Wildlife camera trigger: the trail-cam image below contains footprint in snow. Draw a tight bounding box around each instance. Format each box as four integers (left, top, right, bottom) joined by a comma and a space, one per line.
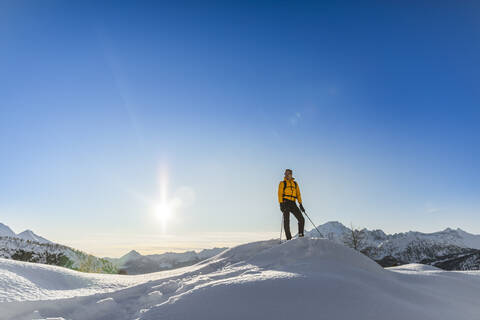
148, 290, 163, 298
96, 297, 115, 304
152, 279, 182, 295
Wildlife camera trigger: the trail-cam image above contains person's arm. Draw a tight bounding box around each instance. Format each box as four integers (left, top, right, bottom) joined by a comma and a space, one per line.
297, 183, 305, 212
278, 182, 284, 203
296, 183, 302, 204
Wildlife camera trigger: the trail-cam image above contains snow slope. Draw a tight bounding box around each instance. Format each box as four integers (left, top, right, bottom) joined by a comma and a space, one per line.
1, 237, 480, 320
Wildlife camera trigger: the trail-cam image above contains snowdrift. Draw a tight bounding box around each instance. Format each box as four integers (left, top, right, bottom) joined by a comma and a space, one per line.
1, 238, 480, 320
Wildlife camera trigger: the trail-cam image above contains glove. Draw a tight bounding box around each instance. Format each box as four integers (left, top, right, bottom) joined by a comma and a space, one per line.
299, 203, 305, 213
280, 202, 286, 211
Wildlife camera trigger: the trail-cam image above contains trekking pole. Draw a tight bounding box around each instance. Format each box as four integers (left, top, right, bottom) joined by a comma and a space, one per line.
303, 211, 323, 238
279, 215, 283, 244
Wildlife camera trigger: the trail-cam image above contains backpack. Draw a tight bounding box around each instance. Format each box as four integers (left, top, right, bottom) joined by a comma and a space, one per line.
282, 180, 297, 201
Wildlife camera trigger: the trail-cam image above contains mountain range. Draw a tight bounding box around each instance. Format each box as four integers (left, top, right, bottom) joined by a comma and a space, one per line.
106, 247, 227, 275
2, 221, 480, 274
0, 222, 117, 273
0, 223, 51, 244
0, 222, 226, 275
307, 221, 480, 270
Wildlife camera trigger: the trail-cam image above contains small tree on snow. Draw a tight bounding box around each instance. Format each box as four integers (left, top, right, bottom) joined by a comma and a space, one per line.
343, 223, 365, 251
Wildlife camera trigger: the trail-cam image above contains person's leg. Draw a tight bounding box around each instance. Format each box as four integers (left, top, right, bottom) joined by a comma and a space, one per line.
291, 204, 305, 236
282, 209, 292, 240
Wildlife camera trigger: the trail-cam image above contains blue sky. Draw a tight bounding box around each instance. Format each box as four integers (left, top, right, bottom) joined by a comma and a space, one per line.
1, 1, 479, 257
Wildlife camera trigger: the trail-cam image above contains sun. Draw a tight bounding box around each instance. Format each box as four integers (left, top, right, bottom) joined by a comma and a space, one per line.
155, 202, 173, 223
147, 165, 187, 230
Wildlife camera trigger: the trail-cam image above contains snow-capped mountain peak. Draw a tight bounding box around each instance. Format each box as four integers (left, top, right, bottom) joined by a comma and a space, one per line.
0, 223, 16, 237
16, 229, 52, 244
0, 222, 52, 244
121, 250, 142, 261
305, 221, 480, 269
308, 220, 350, 242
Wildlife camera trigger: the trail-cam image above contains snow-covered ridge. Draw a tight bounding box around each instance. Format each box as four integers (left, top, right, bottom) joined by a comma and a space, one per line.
1, 238, 479, 320
0, 223, 16, 238
309, 221, 480, 249
0, 222, 226, 275
307, 221, 480, 268
106, 247, 227, 275
0, 236, 117, 274
0, 222, 118, 273
0, 223, 51, 244
16, 229, 51, 244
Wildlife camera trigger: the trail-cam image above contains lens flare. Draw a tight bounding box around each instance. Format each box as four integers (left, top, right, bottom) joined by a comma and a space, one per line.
155, 202, 172, 223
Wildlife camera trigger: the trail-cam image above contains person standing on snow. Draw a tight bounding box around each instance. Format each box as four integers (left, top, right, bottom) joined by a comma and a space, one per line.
278, 169, 305, 240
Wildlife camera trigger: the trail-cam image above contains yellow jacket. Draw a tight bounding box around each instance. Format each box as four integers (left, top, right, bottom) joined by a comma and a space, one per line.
278, 178, 302, 204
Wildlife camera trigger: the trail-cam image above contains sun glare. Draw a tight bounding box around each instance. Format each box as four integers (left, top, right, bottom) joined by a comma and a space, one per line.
155, 202, 172, 222
135, 165, 194, 231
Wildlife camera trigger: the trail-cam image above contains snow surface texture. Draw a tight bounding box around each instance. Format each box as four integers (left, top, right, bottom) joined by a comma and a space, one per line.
1, 237, 480, 320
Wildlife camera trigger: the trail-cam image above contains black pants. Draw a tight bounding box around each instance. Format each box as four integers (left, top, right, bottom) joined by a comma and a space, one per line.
281, 200, 305, 240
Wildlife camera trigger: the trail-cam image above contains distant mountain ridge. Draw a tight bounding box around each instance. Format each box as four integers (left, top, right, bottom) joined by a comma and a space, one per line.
0, 222, 227, 275
306, 221, 480, 270
16, 229, 52, 244
308, 221, 480, 248
0, 223, 51, 244
0, 222, 116, 273
3, 220, 479, 273
106, 247, 228, 275
0, 223, 16, 238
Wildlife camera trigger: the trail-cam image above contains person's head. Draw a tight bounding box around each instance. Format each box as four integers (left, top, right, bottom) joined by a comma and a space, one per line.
284, 169, 293, 180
